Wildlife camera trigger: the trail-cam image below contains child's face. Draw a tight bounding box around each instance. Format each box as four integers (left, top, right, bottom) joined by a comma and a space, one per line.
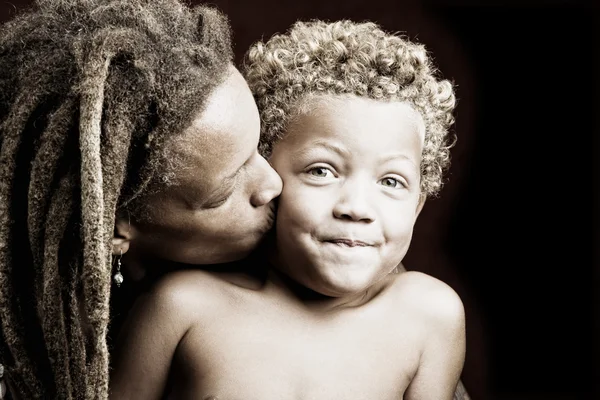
270, 95, 426, 297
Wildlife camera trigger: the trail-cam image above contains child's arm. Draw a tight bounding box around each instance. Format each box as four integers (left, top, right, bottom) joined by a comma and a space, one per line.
108, 275, 194, 400
403, 276, 466, 400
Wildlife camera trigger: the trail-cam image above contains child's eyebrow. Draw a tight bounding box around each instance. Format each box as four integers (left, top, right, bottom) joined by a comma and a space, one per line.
380, 152, 419, 167
295, 140, 350, 158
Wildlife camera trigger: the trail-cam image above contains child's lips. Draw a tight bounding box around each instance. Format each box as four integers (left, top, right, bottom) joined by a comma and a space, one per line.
326, 239, 372, 247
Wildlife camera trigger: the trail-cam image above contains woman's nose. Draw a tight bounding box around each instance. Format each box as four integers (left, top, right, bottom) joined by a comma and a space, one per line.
250, 154, 283, 207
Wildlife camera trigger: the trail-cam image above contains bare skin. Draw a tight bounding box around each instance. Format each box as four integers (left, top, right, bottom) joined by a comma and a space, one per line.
110, 268, 464, 400
109, 97, 466, 400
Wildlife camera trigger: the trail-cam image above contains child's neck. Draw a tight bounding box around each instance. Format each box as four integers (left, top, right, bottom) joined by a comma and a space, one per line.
265, 265, 390, 314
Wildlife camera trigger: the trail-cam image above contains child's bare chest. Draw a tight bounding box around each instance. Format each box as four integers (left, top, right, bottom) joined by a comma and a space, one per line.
169, 296, 421, 400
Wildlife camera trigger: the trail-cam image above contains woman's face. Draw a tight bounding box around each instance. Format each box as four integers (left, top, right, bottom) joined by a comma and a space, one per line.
125, 66, 282, 266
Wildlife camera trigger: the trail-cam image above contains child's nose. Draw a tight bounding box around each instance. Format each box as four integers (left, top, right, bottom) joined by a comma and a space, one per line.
332, 181, 375, 222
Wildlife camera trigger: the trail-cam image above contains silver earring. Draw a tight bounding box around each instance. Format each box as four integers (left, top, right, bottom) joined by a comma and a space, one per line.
0, 363, 6, 399
113, 250, 124, 287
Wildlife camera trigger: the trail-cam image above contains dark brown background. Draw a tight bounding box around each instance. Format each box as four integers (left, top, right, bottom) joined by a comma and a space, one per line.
1, 0, 596, 399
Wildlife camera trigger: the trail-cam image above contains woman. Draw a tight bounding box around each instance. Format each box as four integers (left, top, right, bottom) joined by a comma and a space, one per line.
0, 0, 280, 397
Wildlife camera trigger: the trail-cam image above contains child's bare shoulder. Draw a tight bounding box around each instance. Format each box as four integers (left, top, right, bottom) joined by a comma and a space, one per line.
389, 270, 465, 327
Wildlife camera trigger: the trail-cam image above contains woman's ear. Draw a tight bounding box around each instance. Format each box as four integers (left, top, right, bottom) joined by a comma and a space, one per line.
113, 216, 135, 256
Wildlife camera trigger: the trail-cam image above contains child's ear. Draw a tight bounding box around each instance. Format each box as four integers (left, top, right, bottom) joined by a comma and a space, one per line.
415, 193, 427, 218
113, 216, 136, 256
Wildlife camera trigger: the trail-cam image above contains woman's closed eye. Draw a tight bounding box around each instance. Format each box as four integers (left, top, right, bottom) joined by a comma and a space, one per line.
204, 196, 229, 209
203, 174, 239, 208
203, 184, 235, 209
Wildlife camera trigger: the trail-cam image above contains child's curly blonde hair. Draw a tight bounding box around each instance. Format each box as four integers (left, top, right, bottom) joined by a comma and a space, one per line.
243, 19, 456, 197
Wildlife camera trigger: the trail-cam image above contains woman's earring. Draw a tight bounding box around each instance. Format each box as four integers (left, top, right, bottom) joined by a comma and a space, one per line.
0, 363, 6, 399
113, 250, 124, 287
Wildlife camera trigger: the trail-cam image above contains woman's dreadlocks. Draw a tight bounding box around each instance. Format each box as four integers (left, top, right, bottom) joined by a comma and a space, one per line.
0, 0, 233, 397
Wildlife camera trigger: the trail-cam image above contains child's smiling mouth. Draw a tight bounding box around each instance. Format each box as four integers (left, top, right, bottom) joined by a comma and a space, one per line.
325, 239, 372, 247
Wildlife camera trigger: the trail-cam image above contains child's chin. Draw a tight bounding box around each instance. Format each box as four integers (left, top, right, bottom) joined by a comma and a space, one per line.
310, 276, 374, 298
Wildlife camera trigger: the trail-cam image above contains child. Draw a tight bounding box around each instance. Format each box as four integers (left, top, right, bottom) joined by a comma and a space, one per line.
109, 19, 465, 400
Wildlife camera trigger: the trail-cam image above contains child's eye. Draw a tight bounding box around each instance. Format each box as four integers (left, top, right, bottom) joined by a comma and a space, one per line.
379, 177, 404, 189
308, 167, 333, 178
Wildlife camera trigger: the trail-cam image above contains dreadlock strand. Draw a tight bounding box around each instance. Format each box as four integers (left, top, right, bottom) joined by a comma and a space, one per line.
76, 26, 158, 337
41, 173, 76, 398
100, 49, 153, 223
28, 97, 77, 276
77, 51, 112, 400
65, 250, 88, 397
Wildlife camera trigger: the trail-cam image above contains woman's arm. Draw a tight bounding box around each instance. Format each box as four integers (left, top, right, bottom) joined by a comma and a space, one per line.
454, 380, 472, 400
